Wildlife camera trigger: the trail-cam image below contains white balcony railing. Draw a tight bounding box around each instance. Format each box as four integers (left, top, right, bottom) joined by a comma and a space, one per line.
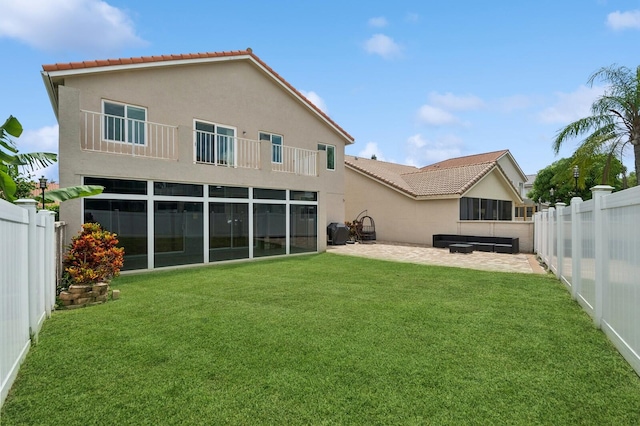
272, 146, 317, 176
194, 130, 261, 169
81, 110, 178, 160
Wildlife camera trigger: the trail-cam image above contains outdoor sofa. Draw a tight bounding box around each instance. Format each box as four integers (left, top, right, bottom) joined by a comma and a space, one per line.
432, 234, 519, 254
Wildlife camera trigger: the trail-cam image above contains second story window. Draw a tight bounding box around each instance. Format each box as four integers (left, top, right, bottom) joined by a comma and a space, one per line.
103, 101, 146, 145
195, 121, 236, 165
260, 132, 283, 164
317, 143, 335, 170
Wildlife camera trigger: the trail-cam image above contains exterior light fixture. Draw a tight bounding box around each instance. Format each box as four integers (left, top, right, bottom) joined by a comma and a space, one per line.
39, 176, 48, 210
573, 165, 579, 194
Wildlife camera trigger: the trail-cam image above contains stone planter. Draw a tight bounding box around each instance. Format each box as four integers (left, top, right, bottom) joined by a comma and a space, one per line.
58, 282, 110, 309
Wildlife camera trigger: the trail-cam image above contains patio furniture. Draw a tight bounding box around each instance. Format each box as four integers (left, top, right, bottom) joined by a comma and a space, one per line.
449, 243, 473, 254
433, 234, 519, 254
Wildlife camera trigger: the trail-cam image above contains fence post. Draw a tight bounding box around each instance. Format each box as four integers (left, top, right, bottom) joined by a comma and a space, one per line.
15, 199, 40, 341
570, 197, 583, 300
555, 203, 566, 280
540, 209, 549, 262
592, 185, 613, 328
40, 210, 57, 316
547, 207, 555, 273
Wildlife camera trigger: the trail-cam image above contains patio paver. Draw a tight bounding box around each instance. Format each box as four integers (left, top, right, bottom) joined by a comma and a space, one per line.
327, 241, 546, 274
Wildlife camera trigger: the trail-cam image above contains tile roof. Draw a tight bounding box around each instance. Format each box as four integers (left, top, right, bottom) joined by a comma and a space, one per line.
42, 49, 354, 143
419, 150, 508, 171
345, 155, 502, 198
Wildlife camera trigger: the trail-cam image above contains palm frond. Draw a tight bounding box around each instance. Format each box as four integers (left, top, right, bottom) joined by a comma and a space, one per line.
0, 169, 18, 202
1, 116, 23, 138
38, 185, 104, 203
12, 152, 58, 171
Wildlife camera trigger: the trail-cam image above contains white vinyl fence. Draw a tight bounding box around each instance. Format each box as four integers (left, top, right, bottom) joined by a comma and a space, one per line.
534, 185, 640, 377
1, 199, 57, 407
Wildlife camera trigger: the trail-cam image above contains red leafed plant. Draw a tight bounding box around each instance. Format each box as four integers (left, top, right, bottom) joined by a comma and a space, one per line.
63, 223, 125, 285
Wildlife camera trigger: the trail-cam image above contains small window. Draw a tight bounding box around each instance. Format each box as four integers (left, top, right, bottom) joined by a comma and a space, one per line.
254, 188, 286, 200
261, 132, 283, 164
103, 101, 146, 145
209, 186, 249, 198
290, 190, 317, 201
84, 177, 147, 195
154, 182, 203, 197
317, 143, 335, 170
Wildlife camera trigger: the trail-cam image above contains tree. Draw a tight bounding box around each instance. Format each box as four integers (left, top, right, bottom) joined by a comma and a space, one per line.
1, 115, 103, 204
1, 116, 56, 201
528, 155, 624, 204
553, 64, 640, 182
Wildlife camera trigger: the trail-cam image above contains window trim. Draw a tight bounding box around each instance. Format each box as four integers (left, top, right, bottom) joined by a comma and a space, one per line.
459, 196, 512, 221
317, 143, 336, 171
194, 119, 237, 166
102, 100, 147, 145
260, 132, 283, 164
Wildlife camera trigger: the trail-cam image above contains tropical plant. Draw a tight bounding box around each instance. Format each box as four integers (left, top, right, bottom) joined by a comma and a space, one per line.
553, 64, 640, 181
528, 155, 624, 204
1, 115, 103, 204
1, 116, 56, 201
63, 223, 124, 285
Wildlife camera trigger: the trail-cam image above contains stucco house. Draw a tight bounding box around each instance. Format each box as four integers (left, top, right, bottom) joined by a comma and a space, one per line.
41, 49, 354, 271
345, 150, 535, 252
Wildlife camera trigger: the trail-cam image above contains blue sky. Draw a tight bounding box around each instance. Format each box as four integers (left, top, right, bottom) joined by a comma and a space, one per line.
1, 0, 639, 181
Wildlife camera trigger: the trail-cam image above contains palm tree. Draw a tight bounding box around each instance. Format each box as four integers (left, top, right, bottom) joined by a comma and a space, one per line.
553, 65, 640, 183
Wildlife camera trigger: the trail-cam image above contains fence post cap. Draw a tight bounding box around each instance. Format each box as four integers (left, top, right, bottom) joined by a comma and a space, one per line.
590, 185, 614, 193
15, 199, 38, 207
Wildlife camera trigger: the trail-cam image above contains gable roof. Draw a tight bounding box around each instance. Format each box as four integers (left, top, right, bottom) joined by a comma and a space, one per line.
41, 48, 354, 144
345, 154, 522, 201
419, 150, 509, 171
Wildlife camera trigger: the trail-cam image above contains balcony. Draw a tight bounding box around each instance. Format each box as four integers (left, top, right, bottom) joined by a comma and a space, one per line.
80, 110, 319, 176
81, 110, 178, 160
271, 145, 317, 176
194, 129, 261, 170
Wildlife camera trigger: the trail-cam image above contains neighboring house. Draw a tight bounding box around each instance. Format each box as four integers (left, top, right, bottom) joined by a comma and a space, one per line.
345, 150, 535, 252
516, 173, 539, 221
41, 49, 354, 271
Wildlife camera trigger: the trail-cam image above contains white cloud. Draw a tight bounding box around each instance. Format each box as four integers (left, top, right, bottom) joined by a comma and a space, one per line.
0, 0, 147, 54
538, 85, 605, 124
428, 92, 485, 111
16, 125, 59, 181
368, 17, 388, 28
606, 10, 640, 30
405, 134, 463, 167
363, 34, 402, 59
357, 142, 386, 161
301, 90, 328, 114
417, 105, 459, 126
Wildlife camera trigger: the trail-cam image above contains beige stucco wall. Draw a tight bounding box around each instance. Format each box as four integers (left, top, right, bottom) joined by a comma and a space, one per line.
497, 155, 526, 198
465, 170, 516, 201
55, 59, 350, 251
345, 166, 534, 252
345, 167, 459, 245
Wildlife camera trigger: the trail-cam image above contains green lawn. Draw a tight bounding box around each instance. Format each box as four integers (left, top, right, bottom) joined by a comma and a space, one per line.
2, 253, 640, 425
